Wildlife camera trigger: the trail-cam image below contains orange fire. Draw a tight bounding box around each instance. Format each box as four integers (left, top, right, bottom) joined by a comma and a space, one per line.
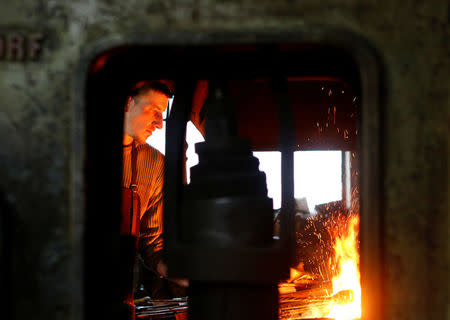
279, 214, 361, 320
327, 214, 361, 320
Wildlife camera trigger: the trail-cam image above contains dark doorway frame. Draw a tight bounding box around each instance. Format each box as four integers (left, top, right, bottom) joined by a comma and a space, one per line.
73, 29, 384, 320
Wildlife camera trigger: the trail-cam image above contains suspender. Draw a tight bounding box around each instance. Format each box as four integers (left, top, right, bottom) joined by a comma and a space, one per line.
129, 141, 138, 235
130, 141, 138, 190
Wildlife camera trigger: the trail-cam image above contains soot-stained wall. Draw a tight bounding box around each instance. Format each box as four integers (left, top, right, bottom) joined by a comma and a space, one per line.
0, 1, 447, 320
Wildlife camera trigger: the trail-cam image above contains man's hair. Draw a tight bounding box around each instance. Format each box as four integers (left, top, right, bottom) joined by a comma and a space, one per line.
128, 80, 174, 100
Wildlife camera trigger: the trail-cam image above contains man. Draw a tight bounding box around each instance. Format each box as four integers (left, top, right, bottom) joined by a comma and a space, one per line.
121, 80, 185, 318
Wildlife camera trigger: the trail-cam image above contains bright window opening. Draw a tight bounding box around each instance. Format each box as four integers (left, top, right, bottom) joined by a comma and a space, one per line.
252, 151, 342, 212
253, 151, 282, 209
147, 119, 205, 185
293, 151, 342, 213
185, 121, 205, 183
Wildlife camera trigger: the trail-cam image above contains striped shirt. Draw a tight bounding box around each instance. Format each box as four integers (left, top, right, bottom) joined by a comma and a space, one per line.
122, 142, 165, 256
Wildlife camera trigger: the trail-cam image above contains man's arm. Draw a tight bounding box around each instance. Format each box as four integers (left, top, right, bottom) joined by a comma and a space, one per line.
139, 191, 164, 275
139, 188, 188, 287
138, 146, 165, 275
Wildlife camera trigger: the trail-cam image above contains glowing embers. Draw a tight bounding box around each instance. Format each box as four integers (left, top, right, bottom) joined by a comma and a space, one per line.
279, 212, 360, 320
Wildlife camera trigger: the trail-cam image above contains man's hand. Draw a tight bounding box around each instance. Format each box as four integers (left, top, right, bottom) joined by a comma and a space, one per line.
156, 260, 189, 287
156, 260, 168, 278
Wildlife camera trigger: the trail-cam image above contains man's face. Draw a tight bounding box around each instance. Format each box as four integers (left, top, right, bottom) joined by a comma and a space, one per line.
124, 89, 169, 144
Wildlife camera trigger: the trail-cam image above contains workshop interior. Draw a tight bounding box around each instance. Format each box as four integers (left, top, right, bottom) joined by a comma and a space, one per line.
84, 43, 375, 320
